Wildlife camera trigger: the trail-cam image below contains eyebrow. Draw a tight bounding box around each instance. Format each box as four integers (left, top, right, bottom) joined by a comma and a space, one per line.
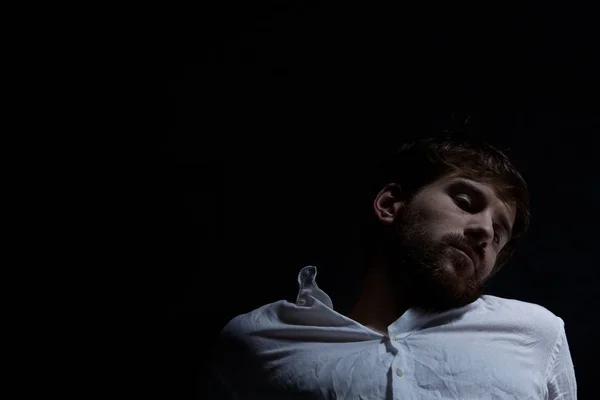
452, 179, 513, 241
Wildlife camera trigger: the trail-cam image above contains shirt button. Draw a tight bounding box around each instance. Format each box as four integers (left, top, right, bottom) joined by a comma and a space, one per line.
396, 368, 404, 377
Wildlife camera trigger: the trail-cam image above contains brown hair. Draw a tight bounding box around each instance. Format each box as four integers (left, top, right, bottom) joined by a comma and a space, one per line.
359, 132, 531, 278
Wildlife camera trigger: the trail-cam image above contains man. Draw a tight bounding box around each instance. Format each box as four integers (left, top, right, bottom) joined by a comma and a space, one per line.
208, 134, 577, 399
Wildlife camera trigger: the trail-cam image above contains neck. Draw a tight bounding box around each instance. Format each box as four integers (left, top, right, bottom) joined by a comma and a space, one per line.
347, 244, 411, 335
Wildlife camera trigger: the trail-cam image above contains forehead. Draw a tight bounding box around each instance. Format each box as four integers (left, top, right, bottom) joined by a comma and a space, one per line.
426, 173, 517, 224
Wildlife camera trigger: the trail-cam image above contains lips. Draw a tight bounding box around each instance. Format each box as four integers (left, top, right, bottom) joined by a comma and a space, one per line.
451, 244, 478, 269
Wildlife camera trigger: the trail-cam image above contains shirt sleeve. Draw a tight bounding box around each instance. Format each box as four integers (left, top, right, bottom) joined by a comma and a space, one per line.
546, 323, 577, 399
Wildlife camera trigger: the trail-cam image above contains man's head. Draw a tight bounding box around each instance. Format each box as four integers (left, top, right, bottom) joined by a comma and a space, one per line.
361, 134, 530, 312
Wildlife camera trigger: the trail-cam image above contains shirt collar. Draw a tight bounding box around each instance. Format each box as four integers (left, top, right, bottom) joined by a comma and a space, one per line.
296, 265, 333, 309
295, 265, 483, 337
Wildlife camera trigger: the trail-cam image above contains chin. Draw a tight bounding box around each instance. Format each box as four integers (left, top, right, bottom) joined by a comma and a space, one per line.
387, 238, 484, 311
414, 266, 484, 312
439, 278, 480, 306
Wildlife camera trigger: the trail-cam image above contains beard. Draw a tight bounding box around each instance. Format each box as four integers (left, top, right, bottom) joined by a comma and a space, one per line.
383, 204, 486, 313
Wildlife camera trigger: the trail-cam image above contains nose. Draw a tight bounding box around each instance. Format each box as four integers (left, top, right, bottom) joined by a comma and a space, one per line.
464, 212, 494, 248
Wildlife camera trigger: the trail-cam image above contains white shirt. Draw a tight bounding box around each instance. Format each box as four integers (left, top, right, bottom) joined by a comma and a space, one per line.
212, 265, 577, 399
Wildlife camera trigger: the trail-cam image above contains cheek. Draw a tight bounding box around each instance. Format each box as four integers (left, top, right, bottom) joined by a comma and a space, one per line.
414, 201, 457, 225
480, 254, 497, 278
424, 213, 465, 240
401, 199, 465, 241
427, 223, 451, 241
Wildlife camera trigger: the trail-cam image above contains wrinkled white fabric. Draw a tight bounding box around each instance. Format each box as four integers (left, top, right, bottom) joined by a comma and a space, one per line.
213, 266, 577, 399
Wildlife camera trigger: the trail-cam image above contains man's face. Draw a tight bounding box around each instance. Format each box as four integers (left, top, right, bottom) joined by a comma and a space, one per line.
379, 174, 517, 312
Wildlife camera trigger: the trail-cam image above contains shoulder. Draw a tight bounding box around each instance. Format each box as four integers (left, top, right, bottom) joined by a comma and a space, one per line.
219, 300, 291, 344
477, 296, 576, 396
479, 294, 565, 336
480, 294, 563, 323
211, 301, 292, 391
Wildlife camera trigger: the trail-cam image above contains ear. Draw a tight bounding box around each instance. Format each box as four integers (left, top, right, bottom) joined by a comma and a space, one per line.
373, 183, 404, 225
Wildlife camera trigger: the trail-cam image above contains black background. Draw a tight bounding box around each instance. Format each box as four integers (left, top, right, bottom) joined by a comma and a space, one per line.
164, 3, 599, 398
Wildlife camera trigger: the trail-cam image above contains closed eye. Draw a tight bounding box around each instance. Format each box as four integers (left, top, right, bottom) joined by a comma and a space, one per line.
493, 232, 501, 244
454, 194, 472, 209
456, 194, 503, 245
493, 224, 505, 245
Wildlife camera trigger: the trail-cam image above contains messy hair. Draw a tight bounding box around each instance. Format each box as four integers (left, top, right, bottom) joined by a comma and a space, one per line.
359, 132, 531, 278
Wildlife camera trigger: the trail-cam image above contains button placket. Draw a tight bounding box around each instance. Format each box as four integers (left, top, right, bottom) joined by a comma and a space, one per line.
389, 334, 406, 380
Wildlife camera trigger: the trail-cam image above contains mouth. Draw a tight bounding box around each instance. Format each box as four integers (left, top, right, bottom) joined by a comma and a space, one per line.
451, 245, 477, 270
